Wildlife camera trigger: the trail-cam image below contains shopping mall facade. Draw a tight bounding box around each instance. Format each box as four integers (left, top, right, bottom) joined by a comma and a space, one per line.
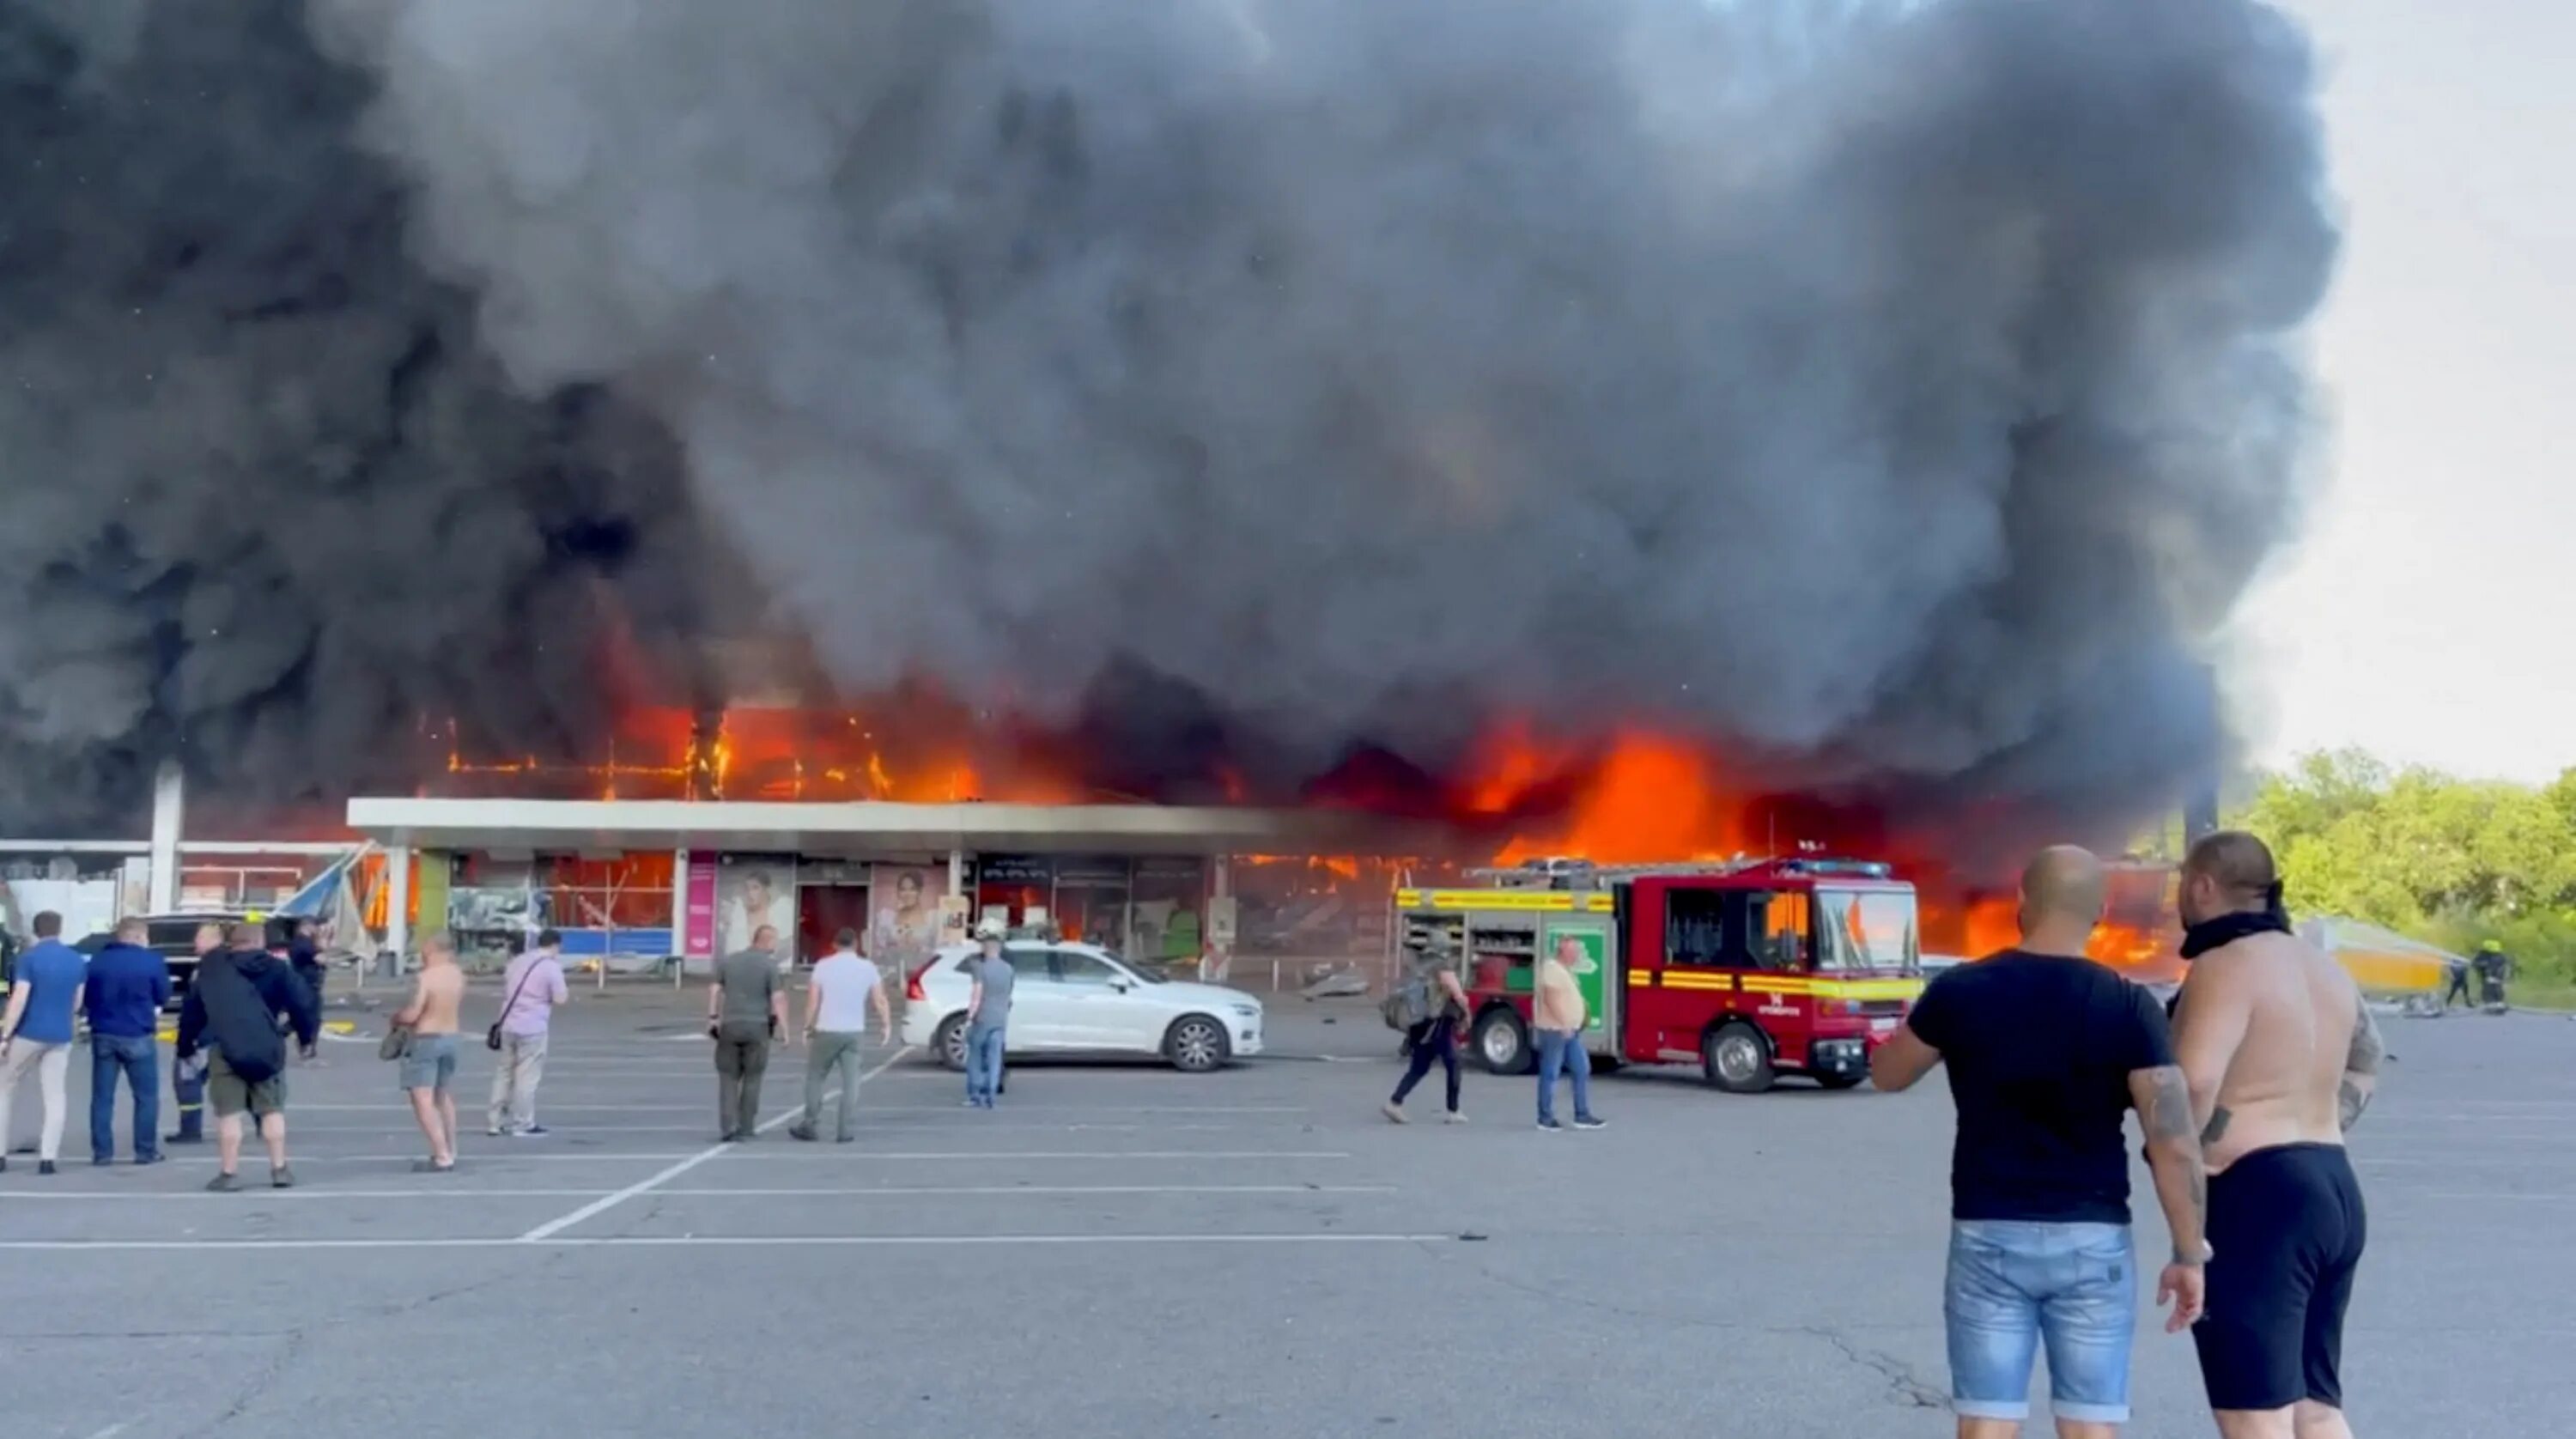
0, 766, 1439, 976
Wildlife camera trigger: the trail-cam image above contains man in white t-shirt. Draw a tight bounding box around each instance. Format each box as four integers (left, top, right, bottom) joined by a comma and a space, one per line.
789, 927, 890, 1144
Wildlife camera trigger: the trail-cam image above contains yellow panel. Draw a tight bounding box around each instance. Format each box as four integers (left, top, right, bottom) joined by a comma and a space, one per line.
1808, 978, 1925, 1002
2337, 951, 2446, 993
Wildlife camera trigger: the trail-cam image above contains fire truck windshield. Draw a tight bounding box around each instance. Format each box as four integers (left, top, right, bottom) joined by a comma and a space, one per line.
1816, 889, 1919, 975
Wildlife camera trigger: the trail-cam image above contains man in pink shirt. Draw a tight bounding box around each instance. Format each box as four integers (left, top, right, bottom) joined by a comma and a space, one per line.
488, 929, 569, 1138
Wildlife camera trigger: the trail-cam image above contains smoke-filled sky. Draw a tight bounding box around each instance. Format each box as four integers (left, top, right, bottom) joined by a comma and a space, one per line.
0, 0, 2336, 834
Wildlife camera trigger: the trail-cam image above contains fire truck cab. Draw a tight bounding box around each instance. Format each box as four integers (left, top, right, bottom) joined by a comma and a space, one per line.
1394, 857, 1924, 1093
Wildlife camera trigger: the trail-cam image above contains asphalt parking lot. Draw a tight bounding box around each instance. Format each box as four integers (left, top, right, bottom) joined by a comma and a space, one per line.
0, 986, 2567, 1438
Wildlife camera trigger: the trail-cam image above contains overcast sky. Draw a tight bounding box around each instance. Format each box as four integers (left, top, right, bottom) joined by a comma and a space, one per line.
2236, 0, 2573, 783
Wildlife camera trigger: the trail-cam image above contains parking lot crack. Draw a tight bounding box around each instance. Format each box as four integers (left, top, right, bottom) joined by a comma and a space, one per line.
1799, 1325, 1946, 1410
183, 1326, 308, 1439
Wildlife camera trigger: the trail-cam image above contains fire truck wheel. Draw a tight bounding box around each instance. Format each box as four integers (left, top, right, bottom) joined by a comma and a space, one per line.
1163, 1015, 1233, 1073
934, 1014, 970, 1072
1702, 1023, 1775, 1094
1473, 1008, 1533, 1076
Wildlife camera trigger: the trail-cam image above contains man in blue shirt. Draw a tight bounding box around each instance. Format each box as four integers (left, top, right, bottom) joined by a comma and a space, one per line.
86, 916, 173, 1165
0, 911, 88, 1175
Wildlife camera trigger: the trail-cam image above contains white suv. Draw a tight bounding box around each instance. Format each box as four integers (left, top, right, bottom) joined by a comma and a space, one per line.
900, 940, 1264, 1073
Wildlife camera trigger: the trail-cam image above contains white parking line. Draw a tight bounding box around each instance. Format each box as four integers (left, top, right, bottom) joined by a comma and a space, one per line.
517, 1047, 912, 1242
67, 1148, 1355, 1167
3, 1184, 1398, 1202
0, 1232, 1454, 1254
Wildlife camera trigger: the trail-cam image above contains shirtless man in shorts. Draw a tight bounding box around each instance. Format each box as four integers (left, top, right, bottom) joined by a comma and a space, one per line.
394, 932, 468, 1172
2170, 832, 2383, 1439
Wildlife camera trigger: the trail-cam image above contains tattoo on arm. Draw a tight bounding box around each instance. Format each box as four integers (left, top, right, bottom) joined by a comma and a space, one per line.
2346, 992, 2385, 1075
2145, 1066, 2197, 1146
2201, 1106, 2231, 1147
2140, 1064, 2208, 1247
2341, 991, 2382, 1130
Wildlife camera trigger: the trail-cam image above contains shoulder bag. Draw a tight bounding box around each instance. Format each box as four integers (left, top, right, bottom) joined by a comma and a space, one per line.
487, 958, 544, 1052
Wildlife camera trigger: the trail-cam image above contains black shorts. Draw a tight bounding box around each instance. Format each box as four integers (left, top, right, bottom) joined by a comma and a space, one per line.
2195, 1142, 2367, 1412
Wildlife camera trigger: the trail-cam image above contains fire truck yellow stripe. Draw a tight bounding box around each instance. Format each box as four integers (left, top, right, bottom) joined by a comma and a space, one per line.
1807, 978, 1925, 1001
1739, 977, 1814, 994
1394, 890, 1613, 913
1656, 972, 1733, 990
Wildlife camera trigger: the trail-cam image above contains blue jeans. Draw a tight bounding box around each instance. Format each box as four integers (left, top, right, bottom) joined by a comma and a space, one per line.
1945, 1220, 2136, 1424
90, 1034, 161, 1163
1534, 1029, 1595, 1125
965, 1025, 1007, 1106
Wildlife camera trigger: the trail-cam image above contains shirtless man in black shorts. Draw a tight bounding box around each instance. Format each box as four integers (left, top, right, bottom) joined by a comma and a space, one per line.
2171, 832, 2382, 1439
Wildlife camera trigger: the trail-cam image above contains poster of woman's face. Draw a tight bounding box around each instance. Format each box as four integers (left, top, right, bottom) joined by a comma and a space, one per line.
870, 864, 941, 970
718, 855, 794, 957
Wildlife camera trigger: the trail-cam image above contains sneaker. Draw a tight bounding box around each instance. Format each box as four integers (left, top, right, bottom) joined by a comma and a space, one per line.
485, 1126, 509, 1138
270, 1166, 296, 1188
515, 1125, 549, 1138
408, 1159, 452, 1175
0, 1157, 8, 1174
835, 1135, 856, 1145
1535, 1118, 1564, 1132
136, 1152, 163, 1166
787, 1126, 818, 1143
1573, 1115, 1607, 1131
1443, 1110, 1469, 1126
206, 1172, 242, 1193
37, 1160, 57, 1175
1381, 1102, 1408, 1125
93, 1156, 114, 1167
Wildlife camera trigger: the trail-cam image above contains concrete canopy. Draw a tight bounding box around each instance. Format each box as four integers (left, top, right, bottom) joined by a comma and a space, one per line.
344, 797, 1455, 858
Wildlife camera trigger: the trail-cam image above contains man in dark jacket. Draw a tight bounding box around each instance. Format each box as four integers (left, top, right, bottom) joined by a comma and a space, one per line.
167, 922, 224, 1145
85, 918, 172, 1165
286, 918, 325, 1011
176, 922, 320, 1191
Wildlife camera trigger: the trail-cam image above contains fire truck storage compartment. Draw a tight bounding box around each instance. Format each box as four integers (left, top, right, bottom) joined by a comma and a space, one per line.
1399, 906, 1619, 1076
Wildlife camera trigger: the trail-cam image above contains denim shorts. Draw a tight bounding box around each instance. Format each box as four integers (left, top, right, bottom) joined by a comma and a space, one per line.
398, 1033, 460, 1092
1944, 1220, 2136, 1424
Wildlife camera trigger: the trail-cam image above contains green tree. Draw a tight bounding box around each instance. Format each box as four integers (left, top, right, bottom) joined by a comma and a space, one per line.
2229, 751, 2576, 996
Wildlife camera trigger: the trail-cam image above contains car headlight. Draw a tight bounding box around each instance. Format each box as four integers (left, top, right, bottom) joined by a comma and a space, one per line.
1230, 1004, 1261, 1019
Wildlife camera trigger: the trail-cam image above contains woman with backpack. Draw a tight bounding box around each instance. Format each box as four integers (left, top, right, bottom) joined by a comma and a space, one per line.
1382, 944, 1472, 1125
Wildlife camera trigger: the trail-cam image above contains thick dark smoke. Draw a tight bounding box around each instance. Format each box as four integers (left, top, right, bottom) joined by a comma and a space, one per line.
2, 0, 2336, 837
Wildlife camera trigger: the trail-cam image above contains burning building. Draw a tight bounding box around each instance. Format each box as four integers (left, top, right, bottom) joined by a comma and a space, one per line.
0, 1, 2331, 971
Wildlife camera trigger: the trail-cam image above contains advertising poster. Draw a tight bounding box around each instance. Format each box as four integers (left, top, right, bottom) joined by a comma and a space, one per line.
683, 855, 719, 957
716, 854, 795, 956
868, 863, 944, 973
936, 894, 972, 948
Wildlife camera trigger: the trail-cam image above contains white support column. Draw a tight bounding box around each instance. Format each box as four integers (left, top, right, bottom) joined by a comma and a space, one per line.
671, 847, 691, 989
947, 847, 966, 897
147, 761, 185, 912
384, 845, 411, 969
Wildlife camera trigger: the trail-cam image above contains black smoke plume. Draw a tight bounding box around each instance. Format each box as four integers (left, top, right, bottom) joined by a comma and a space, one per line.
1, 0, 2336, 839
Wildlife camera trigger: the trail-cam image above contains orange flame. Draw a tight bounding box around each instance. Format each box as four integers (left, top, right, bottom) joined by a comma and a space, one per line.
1487, 732, 1754, 865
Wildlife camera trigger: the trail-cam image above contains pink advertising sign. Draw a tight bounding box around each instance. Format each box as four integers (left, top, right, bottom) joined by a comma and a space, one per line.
683, 855, 719, 957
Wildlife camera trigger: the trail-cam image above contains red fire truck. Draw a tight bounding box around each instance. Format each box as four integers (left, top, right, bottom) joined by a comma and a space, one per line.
1392, 856, 1925, 1093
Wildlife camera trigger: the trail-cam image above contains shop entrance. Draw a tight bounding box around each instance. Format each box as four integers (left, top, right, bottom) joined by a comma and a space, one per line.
796, 883, 871, 967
